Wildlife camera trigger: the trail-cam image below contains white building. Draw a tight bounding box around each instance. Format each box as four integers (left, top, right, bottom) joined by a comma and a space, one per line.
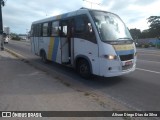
4, 27, 10, 35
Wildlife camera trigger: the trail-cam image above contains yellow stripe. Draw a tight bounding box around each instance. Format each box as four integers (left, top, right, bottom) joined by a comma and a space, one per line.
113, 44, 134, 51
48, 37, 55, 60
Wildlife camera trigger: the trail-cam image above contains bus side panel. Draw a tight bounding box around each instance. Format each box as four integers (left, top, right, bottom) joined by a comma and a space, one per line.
61, 37, 69, 63
31, 37, 39, 55
74, 38, 99, 75
38, 37, 49, 56
47, 37, 61, 64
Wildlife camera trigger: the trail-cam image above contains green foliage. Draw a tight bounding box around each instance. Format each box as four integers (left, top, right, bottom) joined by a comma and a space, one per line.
10, 33, 21, 41
147, 16, 160, 38
138, 44, 150, 48
141, 29, 150, 38
144, 44, 149, 48
138, 43, 157, 48
129, 29, 141, 39
130, 16, 160, 39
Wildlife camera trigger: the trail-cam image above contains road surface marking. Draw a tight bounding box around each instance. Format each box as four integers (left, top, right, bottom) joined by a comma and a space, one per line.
138, 59, 160, 64
138, 53, 160, 57
137, 49, 160, 54
136, 68, 160, 74
137, 49, 160, 52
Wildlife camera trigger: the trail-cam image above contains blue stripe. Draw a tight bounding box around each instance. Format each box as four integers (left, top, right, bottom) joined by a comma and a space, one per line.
52, 37, 59, 61
116, 49, 134, 55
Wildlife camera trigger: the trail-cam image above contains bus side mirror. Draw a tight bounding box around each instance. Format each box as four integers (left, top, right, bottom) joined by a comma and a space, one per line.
87, 23, 93, 34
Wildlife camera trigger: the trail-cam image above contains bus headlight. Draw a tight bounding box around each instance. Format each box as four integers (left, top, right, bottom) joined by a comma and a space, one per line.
104, 55, 117, 60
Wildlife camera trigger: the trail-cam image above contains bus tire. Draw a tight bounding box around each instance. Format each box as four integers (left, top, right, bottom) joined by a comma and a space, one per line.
77, 59, 91, 79
41, 51, 48, 63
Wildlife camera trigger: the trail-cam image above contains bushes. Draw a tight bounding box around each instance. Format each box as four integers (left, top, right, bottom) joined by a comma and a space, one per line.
137, 44, 152, 48
12, 36, 21, 41
141, 44, 149, 48
144, 44, 149, 48
137, 43, 160, 49
148, 43, 156, 47
137, 44, 149, 48
10, 33, 21, 41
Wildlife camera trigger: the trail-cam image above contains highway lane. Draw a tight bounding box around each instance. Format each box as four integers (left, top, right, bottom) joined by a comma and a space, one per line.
136, 49, 160, 73
137, 49, 160, 62
5, 40, 160, 111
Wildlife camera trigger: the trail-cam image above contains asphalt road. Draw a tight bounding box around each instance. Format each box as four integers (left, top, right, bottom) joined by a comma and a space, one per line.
5, 40, 160, 111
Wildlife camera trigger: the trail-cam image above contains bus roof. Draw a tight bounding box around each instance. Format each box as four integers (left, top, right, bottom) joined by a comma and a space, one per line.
32, 8, 115, 25
32, 8, 88, 25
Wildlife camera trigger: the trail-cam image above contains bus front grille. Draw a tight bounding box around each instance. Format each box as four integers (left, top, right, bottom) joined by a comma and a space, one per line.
119, 54, 134, 61
122, 64, 133, 70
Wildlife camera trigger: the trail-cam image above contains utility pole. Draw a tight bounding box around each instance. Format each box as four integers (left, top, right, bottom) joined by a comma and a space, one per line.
0, 0, 5, 50
0, 0, 5, 34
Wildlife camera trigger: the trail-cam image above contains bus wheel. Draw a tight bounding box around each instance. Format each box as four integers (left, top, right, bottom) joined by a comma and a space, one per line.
41, 51, 48, 63
77, 59, 91, 79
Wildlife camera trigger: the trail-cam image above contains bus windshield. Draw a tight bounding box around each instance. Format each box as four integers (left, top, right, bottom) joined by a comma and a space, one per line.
90, 11, 132, 42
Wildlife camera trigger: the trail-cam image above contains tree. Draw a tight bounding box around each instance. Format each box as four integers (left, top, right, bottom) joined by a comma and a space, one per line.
141, 29, 150, 38
129, 28, 141, 39
147, 16, 160, 38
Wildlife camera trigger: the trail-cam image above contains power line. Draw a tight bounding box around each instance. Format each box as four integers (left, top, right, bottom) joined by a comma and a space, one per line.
83, 0, 100, 8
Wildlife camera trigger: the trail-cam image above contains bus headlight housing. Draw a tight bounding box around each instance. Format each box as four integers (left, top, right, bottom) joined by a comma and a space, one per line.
104, 55, 117, 60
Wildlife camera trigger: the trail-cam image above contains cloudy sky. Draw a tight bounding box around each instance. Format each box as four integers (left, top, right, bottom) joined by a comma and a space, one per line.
2, 0, 160, 34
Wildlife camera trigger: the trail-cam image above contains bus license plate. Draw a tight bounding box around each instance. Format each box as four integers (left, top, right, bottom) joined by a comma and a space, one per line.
125, 61, 132, 66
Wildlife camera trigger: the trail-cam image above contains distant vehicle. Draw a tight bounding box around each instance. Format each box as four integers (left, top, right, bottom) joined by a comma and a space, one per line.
31, 8, 137, 78
4, 36, 9, 44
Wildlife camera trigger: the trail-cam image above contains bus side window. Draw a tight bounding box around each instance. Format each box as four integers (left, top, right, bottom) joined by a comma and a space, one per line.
33, 25, 37, 37
31, 26, 33, 37
63, 26, 67, 36
38, 24, 42, 37
34, 25, 39, 37
32, 25, 35, 37
68, 19, 74, 38
60, 21, 68, 37
42, 23, 49, 37
51, 21, 60, 36
74, 15, 97, 43
75, 16, 85, 33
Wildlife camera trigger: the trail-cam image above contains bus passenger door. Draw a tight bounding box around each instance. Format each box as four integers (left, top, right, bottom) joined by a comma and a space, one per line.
60, 20, 72, 64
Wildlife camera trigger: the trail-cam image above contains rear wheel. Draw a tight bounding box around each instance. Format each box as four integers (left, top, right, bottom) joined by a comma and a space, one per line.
41, 51, 48, 63
77, 59, 91, 79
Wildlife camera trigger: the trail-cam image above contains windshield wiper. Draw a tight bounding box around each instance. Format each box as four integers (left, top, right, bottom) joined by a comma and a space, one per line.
117, 38, 132, 40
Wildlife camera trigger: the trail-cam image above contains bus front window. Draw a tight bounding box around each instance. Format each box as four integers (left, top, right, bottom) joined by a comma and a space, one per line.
90, 11, 132, 42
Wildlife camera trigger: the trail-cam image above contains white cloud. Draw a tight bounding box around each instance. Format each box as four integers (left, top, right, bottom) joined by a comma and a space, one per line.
2, 0, 160, 33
